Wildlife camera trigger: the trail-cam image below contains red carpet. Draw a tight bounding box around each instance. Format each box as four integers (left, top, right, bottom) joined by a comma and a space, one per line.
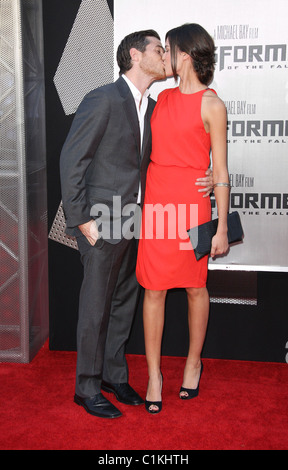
0, 341, 287, 450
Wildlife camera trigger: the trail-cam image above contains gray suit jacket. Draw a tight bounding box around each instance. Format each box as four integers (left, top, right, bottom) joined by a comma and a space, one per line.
60, 76, 155, 243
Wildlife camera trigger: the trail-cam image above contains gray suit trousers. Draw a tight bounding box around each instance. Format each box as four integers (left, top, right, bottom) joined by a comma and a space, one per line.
75, 234, 140, 398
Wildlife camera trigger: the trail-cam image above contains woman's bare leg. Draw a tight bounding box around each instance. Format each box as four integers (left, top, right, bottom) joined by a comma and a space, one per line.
143, 289, 167, 410
180, 286, 209, 396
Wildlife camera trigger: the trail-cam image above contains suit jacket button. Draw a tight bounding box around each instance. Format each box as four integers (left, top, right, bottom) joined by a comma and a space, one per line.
134, 193, 138, 198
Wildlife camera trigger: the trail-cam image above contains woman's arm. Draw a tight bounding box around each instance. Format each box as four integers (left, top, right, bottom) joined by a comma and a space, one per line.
202, 92, 230, 258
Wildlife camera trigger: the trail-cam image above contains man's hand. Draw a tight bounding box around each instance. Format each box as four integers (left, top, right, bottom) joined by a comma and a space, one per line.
78, 220, 99, 246
195, 168, 213, 197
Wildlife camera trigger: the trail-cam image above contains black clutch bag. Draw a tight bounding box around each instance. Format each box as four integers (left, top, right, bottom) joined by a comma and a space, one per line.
187, 211, 243, 261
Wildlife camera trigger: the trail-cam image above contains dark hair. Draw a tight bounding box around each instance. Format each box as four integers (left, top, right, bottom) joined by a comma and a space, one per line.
165, 23, 216, 85
117, 29, 161, 75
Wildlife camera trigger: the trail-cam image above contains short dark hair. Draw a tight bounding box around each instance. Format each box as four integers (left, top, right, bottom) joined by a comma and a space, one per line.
165, 23, 216, 85
117, 29, 160, 75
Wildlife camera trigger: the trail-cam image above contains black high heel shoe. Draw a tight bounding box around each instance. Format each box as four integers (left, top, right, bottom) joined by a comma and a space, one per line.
145, 372, 163, 414
179, 361, 203, 400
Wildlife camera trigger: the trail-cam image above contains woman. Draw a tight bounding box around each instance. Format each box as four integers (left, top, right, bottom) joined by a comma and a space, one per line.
136, 23, 230, 413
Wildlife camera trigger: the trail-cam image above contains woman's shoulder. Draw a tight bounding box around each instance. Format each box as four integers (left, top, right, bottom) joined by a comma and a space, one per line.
203, 89, 226, 113
157, 86, 177, 100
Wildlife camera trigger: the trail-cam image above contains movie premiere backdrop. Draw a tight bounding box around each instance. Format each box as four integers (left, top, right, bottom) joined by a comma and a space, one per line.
114, 0, 288, 272
43, 0, 288, 359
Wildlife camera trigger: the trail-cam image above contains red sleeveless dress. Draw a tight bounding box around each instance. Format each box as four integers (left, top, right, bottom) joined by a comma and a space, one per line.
136, 87, 213, 290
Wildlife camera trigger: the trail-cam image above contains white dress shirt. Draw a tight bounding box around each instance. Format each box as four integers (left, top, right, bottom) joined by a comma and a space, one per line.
122, 74, 150, 204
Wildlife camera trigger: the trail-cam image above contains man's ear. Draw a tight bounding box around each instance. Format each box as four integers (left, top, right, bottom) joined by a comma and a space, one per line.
129, 47, 141, 64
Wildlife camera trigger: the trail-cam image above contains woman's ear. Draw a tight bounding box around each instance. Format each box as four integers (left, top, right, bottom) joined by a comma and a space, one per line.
181, 51, 190, 61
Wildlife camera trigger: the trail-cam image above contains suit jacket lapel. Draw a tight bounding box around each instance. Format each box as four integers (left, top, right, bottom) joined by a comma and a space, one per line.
141, 97, 154, 160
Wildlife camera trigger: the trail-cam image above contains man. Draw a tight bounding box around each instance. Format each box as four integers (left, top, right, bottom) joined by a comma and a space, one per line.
60, 30, 211, 419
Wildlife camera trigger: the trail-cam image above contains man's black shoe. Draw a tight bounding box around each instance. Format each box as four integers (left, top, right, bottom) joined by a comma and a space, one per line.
74, 393, 122, 418
101, 381, 144, 405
